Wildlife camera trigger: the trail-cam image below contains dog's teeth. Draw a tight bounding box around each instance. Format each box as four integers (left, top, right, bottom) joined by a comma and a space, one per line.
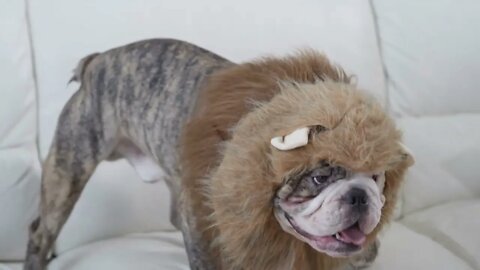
335, 233, 341, 240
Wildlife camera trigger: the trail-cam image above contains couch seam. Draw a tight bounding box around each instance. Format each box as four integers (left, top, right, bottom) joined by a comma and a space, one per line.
368, 0, 391, 112
368, 0, 409, 220
24, 0, 43, 165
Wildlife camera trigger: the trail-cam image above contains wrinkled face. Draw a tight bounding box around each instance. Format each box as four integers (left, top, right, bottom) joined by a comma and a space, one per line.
274, 162, 386, 257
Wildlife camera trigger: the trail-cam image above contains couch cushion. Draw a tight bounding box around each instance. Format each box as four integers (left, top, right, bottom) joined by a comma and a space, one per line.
14, 224, 475, 270
54, 223, 475, 270
0, 0, 41, 260
373, 0, 480, 116
50, 231, 189, 270
0, 264, 22, 270
397, 114, 480, 214
28, 0, 386, 253
368, 222, 473, 270
401, 161, 475, 216
402, 200, 480, 270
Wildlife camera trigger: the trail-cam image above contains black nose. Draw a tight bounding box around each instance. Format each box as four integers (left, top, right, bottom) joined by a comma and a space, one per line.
345, 188, 368, 207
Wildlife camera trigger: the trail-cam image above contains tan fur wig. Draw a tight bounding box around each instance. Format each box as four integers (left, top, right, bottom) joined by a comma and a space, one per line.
180, 51, 413, 270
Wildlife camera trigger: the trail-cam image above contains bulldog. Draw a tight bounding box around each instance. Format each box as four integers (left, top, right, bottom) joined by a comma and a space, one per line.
24, 38, 413, 270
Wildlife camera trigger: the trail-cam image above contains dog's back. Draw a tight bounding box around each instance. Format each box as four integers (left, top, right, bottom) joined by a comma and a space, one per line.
75, 39, 232, 177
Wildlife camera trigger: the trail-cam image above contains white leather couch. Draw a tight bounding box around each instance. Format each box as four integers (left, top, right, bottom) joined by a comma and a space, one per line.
1, 0, 479, 269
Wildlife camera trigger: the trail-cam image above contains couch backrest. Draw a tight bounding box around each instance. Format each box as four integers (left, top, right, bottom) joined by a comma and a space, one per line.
0, 0, 40, 260
372, 0, 480, 214
374, 0, 480, 117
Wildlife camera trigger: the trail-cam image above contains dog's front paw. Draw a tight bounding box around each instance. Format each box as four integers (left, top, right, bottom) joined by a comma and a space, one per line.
346, 239, 380, 269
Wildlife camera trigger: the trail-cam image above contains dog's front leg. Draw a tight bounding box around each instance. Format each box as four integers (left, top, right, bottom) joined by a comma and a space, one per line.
345, 239, 380, 270
184, 238, 216, 270
178, 194, 220, 270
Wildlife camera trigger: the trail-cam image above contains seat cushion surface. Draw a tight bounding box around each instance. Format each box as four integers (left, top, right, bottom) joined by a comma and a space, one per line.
49, 231, 189, 270
368, 222, 473, 270
402, 200, 480, 270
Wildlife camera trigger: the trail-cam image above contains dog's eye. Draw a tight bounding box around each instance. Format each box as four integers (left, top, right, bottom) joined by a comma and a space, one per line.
372, 174, 378, 181
312, 175, 329, 185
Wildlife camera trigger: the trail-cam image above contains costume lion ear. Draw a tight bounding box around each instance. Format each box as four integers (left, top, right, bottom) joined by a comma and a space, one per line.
397, 142, 415, 167
270, 127, 310, 151
270, 125, 326, 151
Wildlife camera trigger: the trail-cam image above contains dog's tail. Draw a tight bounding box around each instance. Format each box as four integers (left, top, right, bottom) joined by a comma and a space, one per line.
68, 52, 100, 84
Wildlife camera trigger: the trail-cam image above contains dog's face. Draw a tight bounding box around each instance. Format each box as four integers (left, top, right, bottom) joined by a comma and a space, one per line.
274, 162, 386, 257
268, 117, 410, 258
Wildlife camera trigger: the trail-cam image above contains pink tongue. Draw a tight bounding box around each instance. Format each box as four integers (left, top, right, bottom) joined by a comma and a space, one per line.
338, 226, 366, 246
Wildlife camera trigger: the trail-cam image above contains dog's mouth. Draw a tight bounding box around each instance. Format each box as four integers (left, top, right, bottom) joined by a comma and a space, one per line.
284, 213, 365, 256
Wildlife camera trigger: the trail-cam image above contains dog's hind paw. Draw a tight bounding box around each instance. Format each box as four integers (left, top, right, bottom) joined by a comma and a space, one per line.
23, 254, 47, 270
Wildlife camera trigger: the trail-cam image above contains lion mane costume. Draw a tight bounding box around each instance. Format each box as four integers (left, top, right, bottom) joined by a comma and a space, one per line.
180, 51, 413, 270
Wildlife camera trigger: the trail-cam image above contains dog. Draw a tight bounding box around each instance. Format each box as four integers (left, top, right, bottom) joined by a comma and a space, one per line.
25, 39, 413, 270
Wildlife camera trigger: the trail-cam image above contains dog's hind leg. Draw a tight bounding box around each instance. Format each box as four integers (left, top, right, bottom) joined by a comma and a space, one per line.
24, 89, 119, 270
